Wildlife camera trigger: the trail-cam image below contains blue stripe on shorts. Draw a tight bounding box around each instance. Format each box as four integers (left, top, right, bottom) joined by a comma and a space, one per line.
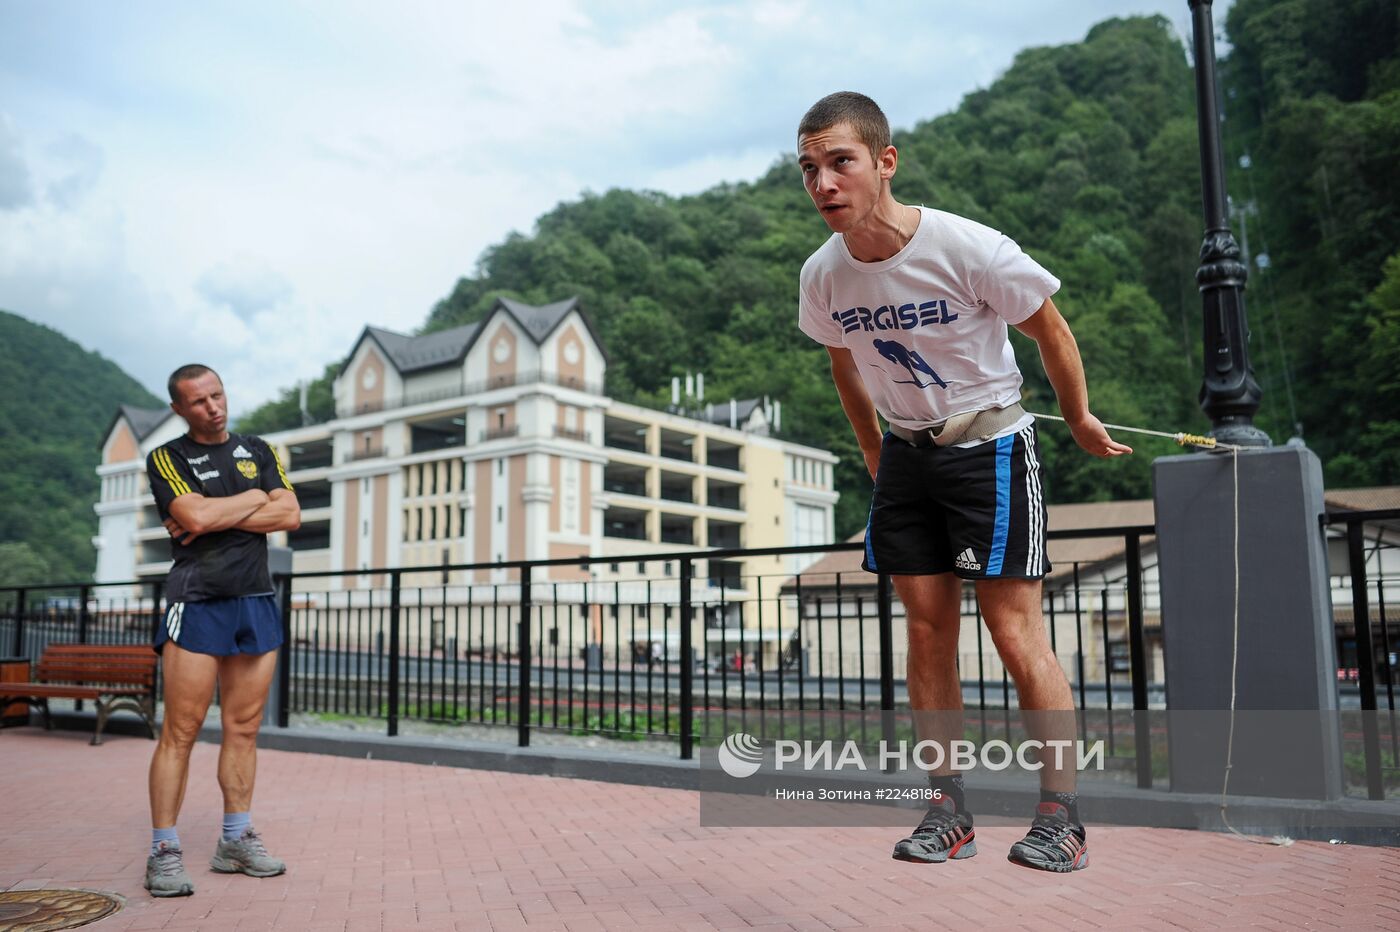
987, 434, 1014, 576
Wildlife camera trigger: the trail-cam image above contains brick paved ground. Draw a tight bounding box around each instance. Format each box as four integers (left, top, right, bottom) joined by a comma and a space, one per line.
3, 729, 1398, 931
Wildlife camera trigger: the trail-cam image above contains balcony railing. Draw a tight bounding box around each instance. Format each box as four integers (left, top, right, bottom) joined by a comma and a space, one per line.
338, 370, 605, 418
479, 426, 519, 442
603, 482, 647, 497
552, 425, 591, 443
342, 446, 386, 463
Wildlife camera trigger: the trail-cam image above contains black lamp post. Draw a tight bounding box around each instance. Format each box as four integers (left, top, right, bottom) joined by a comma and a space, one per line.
1188, 0, 1271, 447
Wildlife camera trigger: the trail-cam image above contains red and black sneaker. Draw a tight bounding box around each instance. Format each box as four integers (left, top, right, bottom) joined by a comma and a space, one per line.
891, 795, 977, 863
1007, 802, 1088, 872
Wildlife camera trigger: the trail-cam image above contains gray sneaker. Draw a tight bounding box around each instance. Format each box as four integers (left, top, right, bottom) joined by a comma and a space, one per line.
145, 842, 195, 897
210, 828, 286, 877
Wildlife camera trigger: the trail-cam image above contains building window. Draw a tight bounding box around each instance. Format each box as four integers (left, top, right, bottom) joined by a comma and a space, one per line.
497, 409, 506, 429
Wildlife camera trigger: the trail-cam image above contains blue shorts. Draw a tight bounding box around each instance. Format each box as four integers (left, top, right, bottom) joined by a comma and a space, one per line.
155, 594, 284, 656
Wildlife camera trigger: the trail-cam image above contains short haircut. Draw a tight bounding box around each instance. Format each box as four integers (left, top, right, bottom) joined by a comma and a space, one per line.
167, 364, 220, 403
798, 92, 891, 160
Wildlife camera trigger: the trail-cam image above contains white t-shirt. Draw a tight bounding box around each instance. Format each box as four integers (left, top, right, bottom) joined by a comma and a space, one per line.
798, 206, 1059, 434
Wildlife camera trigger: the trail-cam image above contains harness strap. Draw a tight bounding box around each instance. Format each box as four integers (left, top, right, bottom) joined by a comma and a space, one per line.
889, 403, 1027, 448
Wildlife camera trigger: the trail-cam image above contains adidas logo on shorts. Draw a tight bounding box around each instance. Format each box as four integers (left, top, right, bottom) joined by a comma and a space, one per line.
954, 548, 983, 571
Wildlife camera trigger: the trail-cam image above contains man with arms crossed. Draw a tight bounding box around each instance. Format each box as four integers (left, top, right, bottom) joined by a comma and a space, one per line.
796, 92, 1130, 872
144, 365, 300, 896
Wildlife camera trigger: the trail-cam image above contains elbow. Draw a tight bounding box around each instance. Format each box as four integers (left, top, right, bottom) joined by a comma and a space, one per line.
285, 508, 301, 532
180, 513, 212, 536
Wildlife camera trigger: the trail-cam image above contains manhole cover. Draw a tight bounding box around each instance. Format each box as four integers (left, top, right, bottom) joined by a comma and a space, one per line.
0, 890, 122, 931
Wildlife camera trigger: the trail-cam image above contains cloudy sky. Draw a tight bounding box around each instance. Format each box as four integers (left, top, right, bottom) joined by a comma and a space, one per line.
0, 1, 1229, 415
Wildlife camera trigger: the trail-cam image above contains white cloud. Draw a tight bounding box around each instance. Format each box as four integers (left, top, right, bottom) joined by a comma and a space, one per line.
43, 133, 103, 209
196, 258, 294, 322
0, 114, 35, 209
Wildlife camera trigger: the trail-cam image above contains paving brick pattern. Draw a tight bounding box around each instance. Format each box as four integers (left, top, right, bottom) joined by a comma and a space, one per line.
3, 730, 1398, 931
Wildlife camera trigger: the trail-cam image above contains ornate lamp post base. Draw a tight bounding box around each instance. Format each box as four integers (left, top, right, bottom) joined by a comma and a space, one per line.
1190, 0, 1270, 446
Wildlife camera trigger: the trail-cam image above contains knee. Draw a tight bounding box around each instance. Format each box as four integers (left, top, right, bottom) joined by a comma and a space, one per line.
157, 718, 203, 753
994, 634, 1057, 682
220, 711, 262, 744
907, 612, 959, 658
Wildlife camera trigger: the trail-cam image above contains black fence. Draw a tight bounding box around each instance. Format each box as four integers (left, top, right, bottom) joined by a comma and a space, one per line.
5, 514, 1394, 800
0, 581, 173, 711
4, 516, 1394, 798
1327, 507, 1400, 800
1, 529, 1162, 785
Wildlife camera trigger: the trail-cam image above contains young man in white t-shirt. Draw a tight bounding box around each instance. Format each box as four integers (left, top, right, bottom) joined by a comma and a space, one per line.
796, 91, 1131, 872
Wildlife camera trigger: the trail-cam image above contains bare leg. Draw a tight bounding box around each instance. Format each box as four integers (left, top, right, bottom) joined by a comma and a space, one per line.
975, 577, 1076, 793
149, 643, 218, 829
894, 573, 964, 775
215, 650, 279, 814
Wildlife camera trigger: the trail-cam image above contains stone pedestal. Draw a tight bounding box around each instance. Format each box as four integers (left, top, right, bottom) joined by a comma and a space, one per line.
1154, 446, 1342, 799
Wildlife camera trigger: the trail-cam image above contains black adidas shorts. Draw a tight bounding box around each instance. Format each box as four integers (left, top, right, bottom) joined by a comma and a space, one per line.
862, 422, 1050, 579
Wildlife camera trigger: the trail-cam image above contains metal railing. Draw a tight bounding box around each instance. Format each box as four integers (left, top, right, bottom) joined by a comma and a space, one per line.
480, 426, 519, 442
338, 371, 606, 419
552, 426, 590, 443
342, 446, 386, 463
0, 581, 175, 708
2, 527, 1161, 788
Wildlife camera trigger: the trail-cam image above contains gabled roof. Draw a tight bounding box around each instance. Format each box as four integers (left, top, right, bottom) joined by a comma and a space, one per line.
496, 296, 577, 342
494, 296, 609, 362
340, 295, 606, 378
101, 404, 173, 449
362, 322, 482, 374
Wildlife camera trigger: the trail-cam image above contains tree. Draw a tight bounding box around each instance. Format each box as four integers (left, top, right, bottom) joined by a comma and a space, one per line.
0, 542, 52, 587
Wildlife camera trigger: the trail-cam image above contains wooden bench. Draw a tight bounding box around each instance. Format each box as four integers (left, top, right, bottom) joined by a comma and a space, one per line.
0, 644, 158, 745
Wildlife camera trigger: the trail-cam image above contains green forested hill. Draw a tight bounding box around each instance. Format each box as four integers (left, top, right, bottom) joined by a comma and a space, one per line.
0, 310, 162, 584
1223, 0, 1400, 486
244, 7, 1400, 537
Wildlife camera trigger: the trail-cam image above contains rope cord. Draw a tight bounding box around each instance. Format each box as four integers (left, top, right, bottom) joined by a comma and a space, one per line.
1219, 445, 1292, 846
1027, 412, 1243, 452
